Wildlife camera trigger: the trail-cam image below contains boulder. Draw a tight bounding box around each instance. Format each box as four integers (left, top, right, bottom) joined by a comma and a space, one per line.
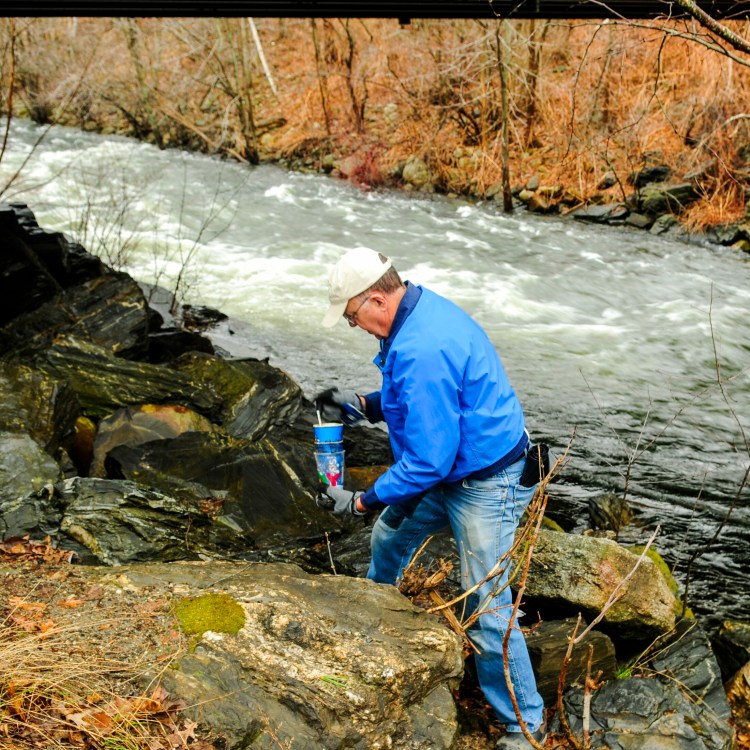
523, 529, 677, 640
0, 362, 79, 454
562, 673, 734, 750
639, 182, 700, 216
90, 403, 217, 477
0, 271, 150, 362
104, 430, 340, 546
41, 337, 219, 419
55, 477, 252, 564
172, 352, 303, 441
526, 617, 617, 704
0, 202, 102, 327
111, 560, 465, 749
402, 156, 432, 190
630, 164, 671, 188
570, 203, 629, 223
588, 493, 633, 533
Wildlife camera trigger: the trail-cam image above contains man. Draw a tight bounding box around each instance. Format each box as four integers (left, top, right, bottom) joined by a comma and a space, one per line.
315, 246, 546, 748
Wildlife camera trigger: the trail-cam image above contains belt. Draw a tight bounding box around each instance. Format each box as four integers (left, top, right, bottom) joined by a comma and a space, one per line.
468, 431, 530, 481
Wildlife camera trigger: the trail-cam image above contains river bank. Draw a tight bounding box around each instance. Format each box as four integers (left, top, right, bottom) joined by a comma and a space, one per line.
6, 17, 750, 242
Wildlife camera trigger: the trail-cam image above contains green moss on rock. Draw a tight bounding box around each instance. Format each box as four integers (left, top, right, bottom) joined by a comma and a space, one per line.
627, 545, 694, 619
172, 592, 246, 638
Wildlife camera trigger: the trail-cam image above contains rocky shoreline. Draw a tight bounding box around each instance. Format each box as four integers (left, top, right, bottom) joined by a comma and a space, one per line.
1, 202, 747, 749
278, 147, 750, 254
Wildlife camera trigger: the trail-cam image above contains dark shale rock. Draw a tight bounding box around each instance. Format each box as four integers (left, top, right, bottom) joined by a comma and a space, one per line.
0, 202, 103, 327
172, 352, 303, 441
0, 362, 79, 454
711, 619, 750, 681
0, 271, 150, 362
104, 430, 338, 546
113, 560, 465, 750
41, 337, 219, 419
562, 672, 734, 750
147, 327, 215, 364
651, 618, 732, 720
0, 432, 62, 537
526, 617, 617, 704
55, 477, 251, 564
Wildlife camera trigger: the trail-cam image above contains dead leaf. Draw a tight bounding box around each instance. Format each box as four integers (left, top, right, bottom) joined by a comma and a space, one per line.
61, 596, 85, 608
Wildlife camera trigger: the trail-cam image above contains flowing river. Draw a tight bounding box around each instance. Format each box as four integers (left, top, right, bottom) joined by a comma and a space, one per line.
2, 119, 749, 629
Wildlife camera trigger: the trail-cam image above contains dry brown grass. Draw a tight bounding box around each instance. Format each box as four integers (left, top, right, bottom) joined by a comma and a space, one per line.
3, 16, 750, 228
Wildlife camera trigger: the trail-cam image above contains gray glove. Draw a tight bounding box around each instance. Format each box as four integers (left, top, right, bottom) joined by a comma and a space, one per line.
314, 387, 365, 426
316, 485, 367, 516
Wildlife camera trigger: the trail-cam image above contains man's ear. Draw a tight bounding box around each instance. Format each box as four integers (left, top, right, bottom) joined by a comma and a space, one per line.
368, 291, 388, 309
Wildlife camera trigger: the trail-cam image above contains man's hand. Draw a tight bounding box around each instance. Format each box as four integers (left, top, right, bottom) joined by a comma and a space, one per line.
316, 485, 367, 516
314, 388, 365, 425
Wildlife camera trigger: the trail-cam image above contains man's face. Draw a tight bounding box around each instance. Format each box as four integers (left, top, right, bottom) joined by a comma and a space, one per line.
344, 292, 391, 340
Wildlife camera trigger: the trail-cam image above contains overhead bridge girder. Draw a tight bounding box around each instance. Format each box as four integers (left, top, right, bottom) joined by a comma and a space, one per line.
4, 0, 750, 19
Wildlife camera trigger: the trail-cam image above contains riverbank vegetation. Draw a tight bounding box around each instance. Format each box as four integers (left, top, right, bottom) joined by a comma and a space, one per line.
3, 15, 750, 231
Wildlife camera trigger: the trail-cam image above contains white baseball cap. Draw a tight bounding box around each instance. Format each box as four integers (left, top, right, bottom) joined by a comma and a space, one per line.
322, 247, 392, 327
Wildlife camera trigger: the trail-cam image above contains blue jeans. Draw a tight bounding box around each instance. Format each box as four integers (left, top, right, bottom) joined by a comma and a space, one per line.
367, 456, 545, 733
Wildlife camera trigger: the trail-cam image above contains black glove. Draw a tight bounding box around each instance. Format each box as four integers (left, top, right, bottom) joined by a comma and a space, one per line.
314, 387, 365, 426
316, 485, 367, 516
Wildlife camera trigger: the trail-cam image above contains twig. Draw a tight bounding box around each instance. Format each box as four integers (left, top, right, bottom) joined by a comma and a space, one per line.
325, 531, 337, 575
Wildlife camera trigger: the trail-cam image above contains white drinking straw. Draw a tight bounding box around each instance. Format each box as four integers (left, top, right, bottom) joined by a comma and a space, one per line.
316, 410, 323, 426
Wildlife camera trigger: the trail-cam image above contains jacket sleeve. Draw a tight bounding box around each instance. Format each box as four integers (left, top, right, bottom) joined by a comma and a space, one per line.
371, 345, 463, 505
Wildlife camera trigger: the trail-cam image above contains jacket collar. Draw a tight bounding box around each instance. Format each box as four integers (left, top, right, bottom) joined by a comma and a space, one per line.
378, 281, 422, 367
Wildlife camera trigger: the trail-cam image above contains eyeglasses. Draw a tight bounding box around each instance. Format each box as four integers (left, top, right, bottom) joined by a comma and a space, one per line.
343, 295, 371, 326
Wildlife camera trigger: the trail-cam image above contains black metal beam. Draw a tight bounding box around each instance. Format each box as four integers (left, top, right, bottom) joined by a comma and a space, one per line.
3, 0, 750, 18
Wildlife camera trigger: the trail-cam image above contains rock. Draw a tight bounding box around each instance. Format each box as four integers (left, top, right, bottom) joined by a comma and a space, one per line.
147, 327, 215, 364
402, 156, 432, 190
650, 619, 732, 720
104, 430, 339, 548
711, 619, 750, 680
526, 617, 616, 704
0, 432, 62, 537
570, 203, 629, 223
526, 174, 540, 191
55, 477, 250, 564
625, 212, 653, 229
90, 403, 217, 477
172, 352, 303, 441
630, 164, 671, 188
114, 560, 465, 749
639, 182, 700, 216
650, 214, 679, 234
562, 674, 735, 749
597, 171, 617, 189
588, 493, 633, 534
0, 271, 151, 362
523, 529, 677, 640
0, 362, 79, 454
0, 202, 103, 327
41, 337, 219, 419
726, 660, 750, 725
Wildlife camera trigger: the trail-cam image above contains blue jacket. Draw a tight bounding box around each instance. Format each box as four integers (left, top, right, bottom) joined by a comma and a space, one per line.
361, 284, 526, 507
